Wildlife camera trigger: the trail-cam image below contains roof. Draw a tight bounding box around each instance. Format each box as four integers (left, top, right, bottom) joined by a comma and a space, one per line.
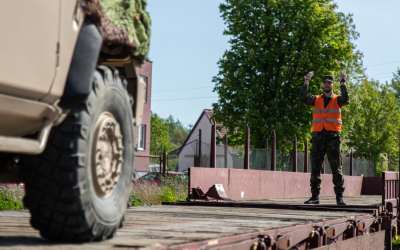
204, 109, 231, 139
178, 109, 240, 155
203, 110, 243, 155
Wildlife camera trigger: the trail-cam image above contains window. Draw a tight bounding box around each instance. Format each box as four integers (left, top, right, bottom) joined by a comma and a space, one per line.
139, 75, 148, 103
137, 125, 146, 151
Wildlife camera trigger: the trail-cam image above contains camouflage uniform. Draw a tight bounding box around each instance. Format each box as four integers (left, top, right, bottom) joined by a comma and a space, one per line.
299, 84, 349, 196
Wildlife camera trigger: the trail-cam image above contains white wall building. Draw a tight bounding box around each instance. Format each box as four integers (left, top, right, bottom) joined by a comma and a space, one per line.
177, 109, 237, 172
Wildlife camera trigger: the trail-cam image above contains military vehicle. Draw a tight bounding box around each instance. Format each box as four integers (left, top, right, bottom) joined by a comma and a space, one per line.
0, 0, 151, 242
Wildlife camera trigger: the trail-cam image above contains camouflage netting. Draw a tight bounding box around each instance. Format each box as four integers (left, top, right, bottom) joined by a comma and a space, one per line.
82, 0, 151, 64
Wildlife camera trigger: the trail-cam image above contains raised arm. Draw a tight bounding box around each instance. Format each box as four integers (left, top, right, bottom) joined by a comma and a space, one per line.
337, 70, 350, 107
299, 71, 317, 106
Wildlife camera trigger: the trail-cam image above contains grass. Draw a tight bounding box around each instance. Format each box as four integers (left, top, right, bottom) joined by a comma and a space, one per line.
394, 237, 400, 249
0, 184, 25, 210
131, 174, 188, 206
0, 173, 187, 209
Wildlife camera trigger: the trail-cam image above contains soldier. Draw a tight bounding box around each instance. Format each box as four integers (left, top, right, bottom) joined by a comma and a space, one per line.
299, 71, 349, 205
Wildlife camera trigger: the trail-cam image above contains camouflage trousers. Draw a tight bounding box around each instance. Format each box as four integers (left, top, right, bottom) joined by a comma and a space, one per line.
310, 134, 345, 196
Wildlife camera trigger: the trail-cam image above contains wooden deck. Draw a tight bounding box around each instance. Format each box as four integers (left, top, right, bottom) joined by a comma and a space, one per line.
0, 196, 380, 249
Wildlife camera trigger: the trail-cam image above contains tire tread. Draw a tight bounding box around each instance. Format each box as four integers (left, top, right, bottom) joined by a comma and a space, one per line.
21, 65, 133, 242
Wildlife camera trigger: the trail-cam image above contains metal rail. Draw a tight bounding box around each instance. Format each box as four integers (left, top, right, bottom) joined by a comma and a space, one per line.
165, 214, 384, 250
175, 170, 400, 249
164, 201, 381, 215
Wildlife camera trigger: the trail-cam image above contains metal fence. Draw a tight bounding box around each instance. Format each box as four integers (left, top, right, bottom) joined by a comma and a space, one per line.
168, 153, 179, 172
177, 141, 377, 177
176, 123, 380, 176
247, 149, 376, 177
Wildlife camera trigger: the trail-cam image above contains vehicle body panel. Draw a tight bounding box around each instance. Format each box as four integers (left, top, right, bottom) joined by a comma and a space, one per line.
0, 0, 60, 100
0, 93, 58, 137
0, 1, 144, 156
0, 0, 84, 140
40, 0, 85, 104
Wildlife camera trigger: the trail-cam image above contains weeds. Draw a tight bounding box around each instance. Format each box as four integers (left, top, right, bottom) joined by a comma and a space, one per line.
393, 238, 400, 250
131, 181, 162, 205
131, 174, 188, 206
0, 184, 25, 210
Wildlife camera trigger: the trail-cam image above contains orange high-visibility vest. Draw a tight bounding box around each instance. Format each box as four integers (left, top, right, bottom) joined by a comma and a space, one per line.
312, 94, 342, 132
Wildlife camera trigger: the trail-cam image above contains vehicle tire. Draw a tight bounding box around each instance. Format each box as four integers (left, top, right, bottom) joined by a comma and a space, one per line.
21, 65, 135, 242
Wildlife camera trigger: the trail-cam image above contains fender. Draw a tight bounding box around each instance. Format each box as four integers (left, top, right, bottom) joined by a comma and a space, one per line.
59, 17, 103, 108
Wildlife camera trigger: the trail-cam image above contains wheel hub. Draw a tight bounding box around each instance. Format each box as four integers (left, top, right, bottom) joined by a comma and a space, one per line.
91, 112, 124, 199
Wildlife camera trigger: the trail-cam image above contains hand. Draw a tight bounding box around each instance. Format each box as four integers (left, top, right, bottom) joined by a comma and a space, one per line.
303, 71, 314, 85
340, 70, 347, 81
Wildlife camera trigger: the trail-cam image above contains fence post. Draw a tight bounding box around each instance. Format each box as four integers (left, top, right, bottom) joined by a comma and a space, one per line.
350, 148, 353, 176
369, 153, 372, 177
199, 129, 202, 167
271, 130, 276, 171
244, 125, 250, 170
224, 135, 228, 168
187, 167, 191, 200
293, 134, 297, 172
281, 142, 284, 171
163, 149, 166, 174
265, 139, 268, 170
304, 137, 308, 173
159, 155, 162, 174
210, 118, 216, 168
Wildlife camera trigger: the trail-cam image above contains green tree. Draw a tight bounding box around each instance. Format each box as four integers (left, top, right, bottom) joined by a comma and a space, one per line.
347, 80, 400, 164
150, 112, 172, 155
212, 0, 364, 149
171, 128, 184, 145
391, 67, 400, 103
165, 115, 190, 147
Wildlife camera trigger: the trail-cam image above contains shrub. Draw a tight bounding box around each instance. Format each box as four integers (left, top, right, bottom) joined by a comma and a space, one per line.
0, 185, 25, 210
159, 174, 188, 201
393, 238, 400, 250
131, 181, 162, 205
130, 174, 188, 206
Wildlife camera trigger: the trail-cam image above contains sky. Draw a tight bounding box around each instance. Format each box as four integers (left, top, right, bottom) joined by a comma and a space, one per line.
147, 0, 400, 128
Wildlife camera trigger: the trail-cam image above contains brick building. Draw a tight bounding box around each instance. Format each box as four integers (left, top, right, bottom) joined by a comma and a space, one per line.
134, 61, 152, 178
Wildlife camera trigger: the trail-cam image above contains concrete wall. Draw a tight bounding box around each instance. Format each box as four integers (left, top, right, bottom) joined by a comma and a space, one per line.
189, 167, 375, 200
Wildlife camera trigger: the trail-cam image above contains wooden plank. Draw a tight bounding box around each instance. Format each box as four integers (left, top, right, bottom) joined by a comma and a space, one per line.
0, 203, 374, 249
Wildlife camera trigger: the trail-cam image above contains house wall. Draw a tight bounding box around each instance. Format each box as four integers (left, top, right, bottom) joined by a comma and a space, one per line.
179, 113, 209, 172
179, 112, 234, 171
134, 61, 152, 177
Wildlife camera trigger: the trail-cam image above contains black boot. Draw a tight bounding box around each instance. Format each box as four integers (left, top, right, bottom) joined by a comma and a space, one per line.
336, 195, 346, 205
304, 194, 320, 204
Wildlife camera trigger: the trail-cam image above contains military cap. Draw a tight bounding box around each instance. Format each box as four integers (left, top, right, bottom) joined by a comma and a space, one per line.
322, 75, 334, 83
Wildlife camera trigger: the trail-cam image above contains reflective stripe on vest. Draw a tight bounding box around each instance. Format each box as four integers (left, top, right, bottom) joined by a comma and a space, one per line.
325, 109, 341, 113
324, 118, 342, 124
313, 109, 341, 114
313, 118, 342, 124
312, 94, 342, 132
